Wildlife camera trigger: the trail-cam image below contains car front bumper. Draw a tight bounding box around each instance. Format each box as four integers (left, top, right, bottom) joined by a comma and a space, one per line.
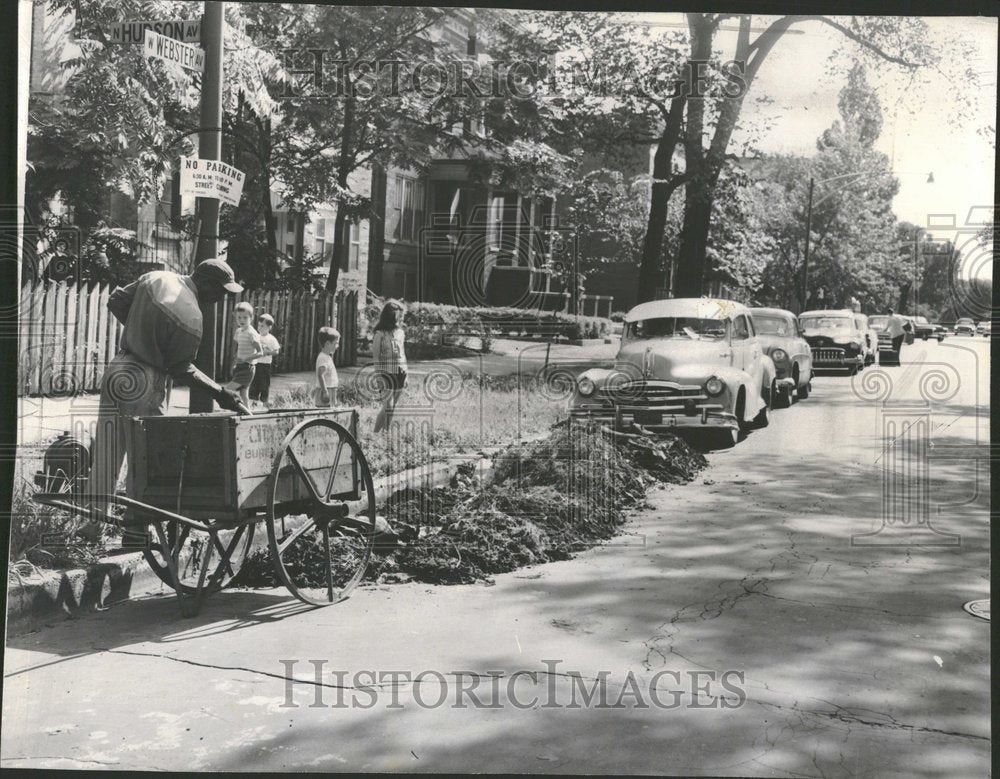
810, 346, 863, 369
569, 380, 738, 432
570, 405, 739, 432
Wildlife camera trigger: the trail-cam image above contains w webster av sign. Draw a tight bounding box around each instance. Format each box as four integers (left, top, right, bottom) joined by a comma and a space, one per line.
179, 158, 246, 207
143, 29, 204, 72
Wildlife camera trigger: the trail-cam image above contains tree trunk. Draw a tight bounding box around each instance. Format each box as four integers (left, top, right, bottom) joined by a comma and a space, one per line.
635, 96, 686, 304
259, 117, 279, 278
673, 188, 713, 296
327, 209, 346, 293
635, 144, 674, 303
326, 93, 356, 293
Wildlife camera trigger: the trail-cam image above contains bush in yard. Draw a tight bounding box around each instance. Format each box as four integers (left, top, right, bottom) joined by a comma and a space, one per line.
363, 294, 611, 350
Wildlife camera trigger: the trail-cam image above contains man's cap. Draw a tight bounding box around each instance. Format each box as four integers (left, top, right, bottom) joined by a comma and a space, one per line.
192, 258, 243, 293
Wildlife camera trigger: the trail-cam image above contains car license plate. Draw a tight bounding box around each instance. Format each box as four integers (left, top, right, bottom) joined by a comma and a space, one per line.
636, 411, 662, 425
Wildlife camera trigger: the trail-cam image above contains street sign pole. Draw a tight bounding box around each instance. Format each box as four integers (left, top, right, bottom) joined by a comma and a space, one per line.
191, 1, 224, 412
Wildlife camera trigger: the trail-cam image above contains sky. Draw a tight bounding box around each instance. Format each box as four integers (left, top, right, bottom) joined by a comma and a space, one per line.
628, 13, 996, 276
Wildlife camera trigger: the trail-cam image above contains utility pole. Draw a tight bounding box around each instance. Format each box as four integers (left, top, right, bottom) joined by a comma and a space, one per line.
191, 1, 224, 413
801, 176, 814, 312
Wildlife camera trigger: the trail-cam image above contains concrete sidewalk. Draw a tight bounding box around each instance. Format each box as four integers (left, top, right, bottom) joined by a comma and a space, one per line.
16, 339, 617, 447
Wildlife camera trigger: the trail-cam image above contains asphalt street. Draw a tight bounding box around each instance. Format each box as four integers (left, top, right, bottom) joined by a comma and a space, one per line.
2, 337, 990, 776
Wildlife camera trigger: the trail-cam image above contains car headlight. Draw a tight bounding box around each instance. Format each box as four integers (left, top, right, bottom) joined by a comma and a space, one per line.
771, 348, 787, 362
704, 376, 725, 396
577, 377, 596, 397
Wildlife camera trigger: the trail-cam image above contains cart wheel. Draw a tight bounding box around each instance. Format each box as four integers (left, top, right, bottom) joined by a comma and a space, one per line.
266, 418, 376, 606
142, 520, 255, 596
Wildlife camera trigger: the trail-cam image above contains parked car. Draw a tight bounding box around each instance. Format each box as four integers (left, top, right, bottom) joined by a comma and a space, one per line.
977, 320, 991, 337
799, 309, 866, 375
854, 312, 879, 366
570, 298, 776, 449
932, 323, 948, 341
911, 315, 937, 341
954, 317, 976, 336
750, 307, 813, 406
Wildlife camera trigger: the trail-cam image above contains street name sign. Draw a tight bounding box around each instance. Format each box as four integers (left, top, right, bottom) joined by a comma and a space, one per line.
106, 20, 201, 44
179, 158, 246, 207
143, 29, 205, 72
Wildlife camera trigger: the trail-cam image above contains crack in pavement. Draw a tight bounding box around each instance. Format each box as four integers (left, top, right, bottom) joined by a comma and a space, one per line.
750, 697, 988, 742
94, 648, 742, 706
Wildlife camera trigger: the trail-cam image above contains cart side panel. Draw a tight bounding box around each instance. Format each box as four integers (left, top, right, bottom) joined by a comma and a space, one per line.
127, 414, 239, 520
234, 409, 358, 514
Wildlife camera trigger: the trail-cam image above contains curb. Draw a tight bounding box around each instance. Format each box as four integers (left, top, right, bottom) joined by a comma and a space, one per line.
6, 440, 531, 630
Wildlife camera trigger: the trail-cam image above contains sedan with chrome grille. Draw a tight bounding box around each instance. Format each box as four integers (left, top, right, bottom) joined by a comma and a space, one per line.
799, 310, 865, 375
570, 298, 776, 449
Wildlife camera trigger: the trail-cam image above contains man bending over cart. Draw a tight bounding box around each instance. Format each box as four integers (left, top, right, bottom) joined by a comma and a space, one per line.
86, 259, 248, 531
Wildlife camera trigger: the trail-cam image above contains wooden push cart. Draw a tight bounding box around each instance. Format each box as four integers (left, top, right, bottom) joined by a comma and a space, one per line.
33, 408, 378, 616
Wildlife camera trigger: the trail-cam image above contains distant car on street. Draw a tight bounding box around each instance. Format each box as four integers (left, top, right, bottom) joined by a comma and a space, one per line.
955, 317, 976, 336
799, 309, 866, 375
570, 298, 776, 449
977, 320, 991, 337
911, 315, 938, 341
750, 307, 813, 406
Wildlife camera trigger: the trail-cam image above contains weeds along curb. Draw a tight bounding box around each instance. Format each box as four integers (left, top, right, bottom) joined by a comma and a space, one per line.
5, 434, 547, 631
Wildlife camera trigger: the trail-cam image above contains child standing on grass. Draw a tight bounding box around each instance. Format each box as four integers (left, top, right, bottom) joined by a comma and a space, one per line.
250, 313, 280, 407
313, 326, 341, 407
372, 300, 407, 433
225, 301, 263, 409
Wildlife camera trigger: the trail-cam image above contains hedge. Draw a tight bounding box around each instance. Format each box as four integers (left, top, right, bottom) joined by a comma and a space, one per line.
362, 297, 612, 354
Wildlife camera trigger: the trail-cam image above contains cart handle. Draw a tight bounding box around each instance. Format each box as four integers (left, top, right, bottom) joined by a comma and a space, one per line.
33, 492, 212, 533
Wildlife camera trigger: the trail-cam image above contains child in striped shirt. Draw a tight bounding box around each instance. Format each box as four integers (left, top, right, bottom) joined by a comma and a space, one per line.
225, 301, 263, 409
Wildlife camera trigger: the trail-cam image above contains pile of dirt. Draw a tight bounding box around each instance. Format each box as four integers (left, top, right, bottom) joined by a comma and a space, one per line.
236, 422, 707, 589
388, 423, 706, 584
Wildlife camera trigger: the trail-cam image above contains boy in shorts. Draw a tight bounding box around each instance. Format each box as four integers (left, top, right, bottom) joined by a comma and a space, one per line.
225, 301, 263, 408
250, 313, 280, 406
313, 327, 340, 407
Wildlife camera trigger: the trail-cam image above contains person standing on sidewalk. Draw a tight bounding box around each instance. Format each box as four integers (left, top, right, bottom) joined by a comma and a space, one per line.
885, 307, 907, 355
372, 300, 408, 433
313, 327, 341, 408
224, 301, 263, 409
250, 313, 280, 406
87, 259, 246, 520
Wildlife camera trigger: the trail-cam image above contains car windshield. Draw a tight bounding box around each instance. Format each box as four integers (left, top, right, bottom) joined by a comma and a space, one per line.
915, 316, 929, 324
625, 316, 728, 341
868, 316, 888, 328
958, 318, 974, 325
753, 315, 793, 336
800, 316, 852, 330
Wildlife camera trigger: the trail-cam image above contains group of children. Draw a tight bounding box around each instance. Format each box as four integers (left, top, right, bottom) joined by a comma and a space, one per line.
226, 299, 406, 428
224, 302, 342, 410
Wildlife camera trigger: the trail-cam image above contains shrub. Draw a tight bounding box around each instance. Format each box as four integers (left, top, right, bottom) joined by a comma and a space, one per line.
364, 294, 612, 350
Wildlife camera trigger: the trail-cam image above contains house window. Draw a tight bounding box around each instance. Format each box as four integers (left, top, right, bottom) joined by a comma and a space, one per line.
391, 176, 424, 243
314, 217, 328, 259
349, 221, 361, 269
285, 213, 295, 233
285, 243, 295, 256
